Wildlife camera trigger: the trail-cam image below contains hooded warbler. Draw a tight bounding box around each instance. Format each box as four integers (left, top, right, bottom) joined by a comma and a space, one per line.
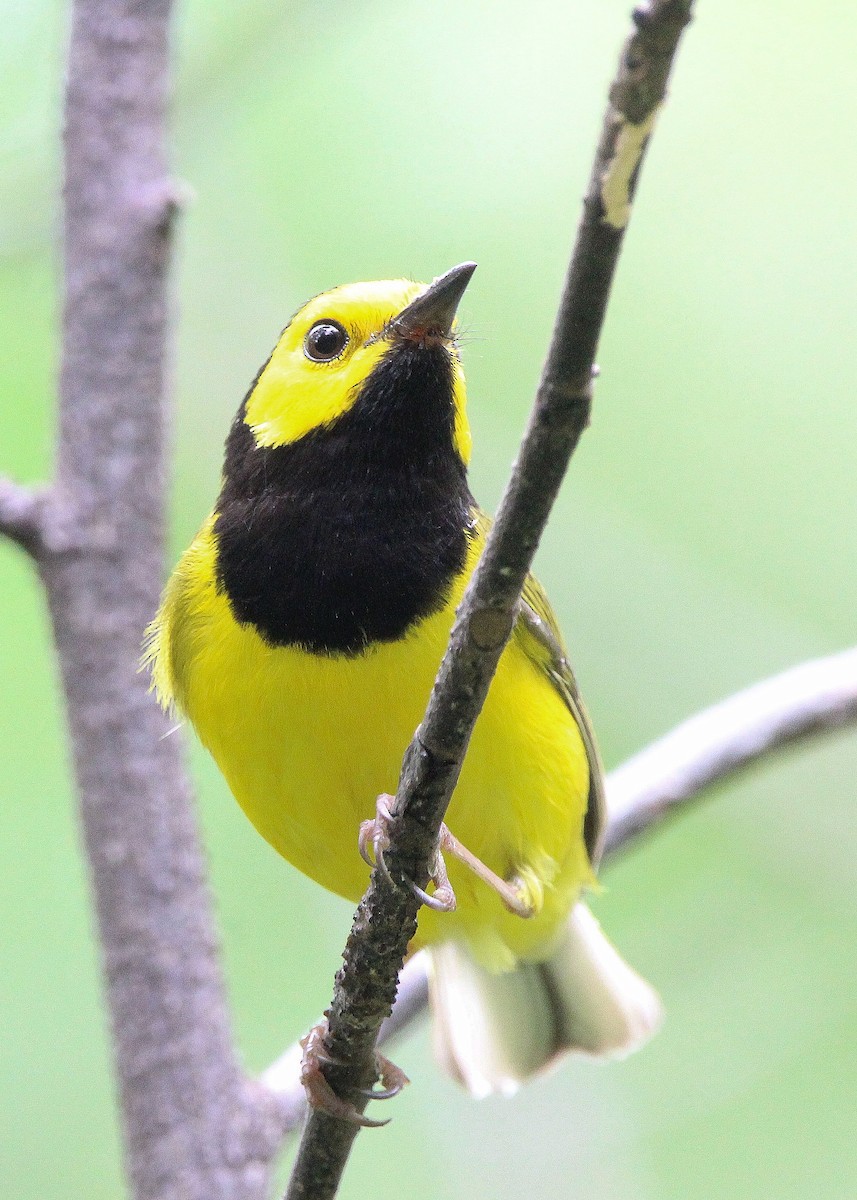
146, 263, 660, 1097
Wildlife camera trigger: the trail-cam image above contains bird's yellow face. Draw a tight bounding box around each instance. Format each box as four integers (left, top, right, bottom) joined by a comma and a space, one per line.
243, 277, 472, 464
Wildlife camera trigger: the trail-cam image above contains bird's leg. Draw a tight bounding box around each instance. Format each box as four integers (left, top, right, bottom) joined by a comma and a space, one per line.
299, 1020, 409, 1128
359, 794, 534, 918
438, 826, 536, 919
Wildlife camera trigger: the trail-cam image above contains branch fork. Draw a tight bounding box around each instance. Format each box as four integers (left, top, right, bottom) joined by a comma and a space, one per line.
0, 478, 50, 557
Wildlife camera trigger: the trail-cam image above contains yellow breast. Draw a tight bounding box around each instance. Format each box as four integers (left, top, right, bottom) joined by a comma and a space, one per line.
149, 516, 592, 972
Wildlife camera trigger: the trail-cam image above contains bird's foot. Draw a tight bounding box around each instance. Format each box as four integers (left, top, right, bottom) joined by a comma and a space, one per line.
359, 794, 457, 912
438, 826, 536, 918
357, 1053, 410, 1101
358, 793, 396, 882
359, 795, 534, 918
299, 1021, 409, 1128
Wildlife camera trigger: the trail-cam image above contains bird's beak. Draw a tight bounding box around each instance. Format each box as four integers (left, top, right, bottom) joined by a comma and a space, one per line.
391, 261, 477, 342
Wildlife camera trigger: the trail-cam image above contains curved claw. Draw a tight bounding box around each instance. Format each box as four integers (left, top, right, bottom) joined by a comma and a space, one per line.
409, 878, 457, 912
300, 1023, 409, 1127
305, 1064, 390, 1128
359, 1084, 403, 1101
357, 1067, 410, 1100
300, 1023, 390, 1128
358, 794, 397, 886
357, 821, 375, 868
359, 1050, 410, 1100
410, 846, 457, 912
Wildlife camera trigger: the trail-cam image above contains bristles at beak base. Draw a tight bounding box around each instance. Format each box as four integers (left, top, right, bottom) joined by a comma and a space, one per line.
391, 262, 477, 344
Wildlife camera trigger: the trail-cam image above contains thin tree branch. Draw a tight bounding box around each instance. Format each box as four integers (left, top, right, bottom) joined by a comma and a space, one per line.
262, 955, 430, 1133
39, 4, 281, 1197
285, 4, 695, 1197
263, 643, 857, 1132
0, 477, 49, 556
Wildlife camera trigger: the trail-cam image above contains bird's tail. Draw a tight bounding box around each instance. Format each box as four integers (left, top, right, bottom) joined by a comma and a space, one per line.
427, 903, 662, 1097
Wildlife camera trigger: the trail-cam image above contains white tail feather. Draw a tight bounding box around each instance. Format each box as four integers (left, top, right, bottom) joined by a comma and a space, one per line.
428, 903, 662, 1097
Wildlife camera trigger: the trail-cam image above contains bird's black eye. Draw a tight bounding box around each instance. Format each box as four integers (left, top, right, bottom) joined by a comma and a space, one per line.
304, 320, 349, 362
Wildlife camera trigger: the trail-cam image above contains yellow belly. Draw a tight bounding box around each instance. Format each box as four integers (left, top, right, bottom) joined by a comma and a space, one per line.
156, 519, 592, 972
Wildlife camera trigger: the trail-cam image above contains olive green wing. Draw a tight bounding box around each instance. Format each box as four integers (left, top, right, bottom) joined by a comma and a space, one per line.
472, 509, 607, 866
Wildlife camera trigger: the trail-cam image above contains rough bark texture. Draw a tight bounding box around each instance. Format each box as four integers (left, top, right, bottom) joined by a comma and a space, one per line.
284, 4, 695, 1198
29, 3, 282, 1197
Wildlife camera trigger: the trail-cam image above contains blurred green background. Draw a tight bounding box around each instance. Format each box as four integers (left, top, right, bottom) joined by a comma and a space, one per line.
2, 1, 856, 1196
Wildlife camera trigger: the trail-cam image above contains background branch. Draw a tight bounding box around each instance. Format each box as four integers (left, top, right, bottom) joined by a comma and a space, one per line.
285, 4, 695, 1198
0, 477, 48, 556
262, 642, 857, 1131
6, 3, 282, 1197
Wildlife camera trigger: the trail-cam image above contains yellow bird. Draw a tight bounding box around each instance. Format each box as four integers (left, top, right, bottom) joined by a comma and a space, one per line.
146, 263, 660, 1100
